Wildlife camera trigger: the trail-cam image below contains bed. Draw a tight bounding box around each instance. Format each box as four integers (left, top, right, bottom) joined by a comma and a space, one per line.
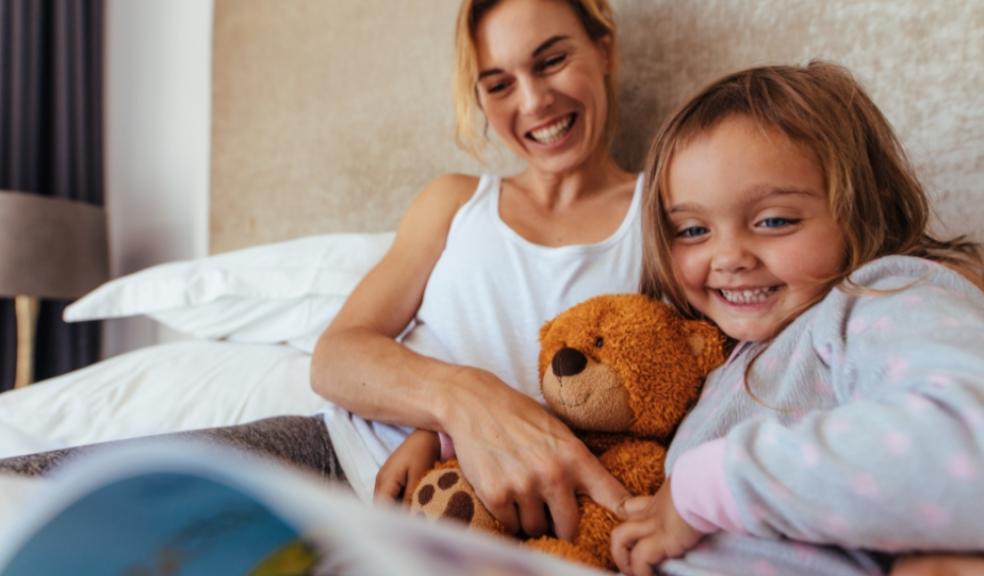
0, 0, 981, 514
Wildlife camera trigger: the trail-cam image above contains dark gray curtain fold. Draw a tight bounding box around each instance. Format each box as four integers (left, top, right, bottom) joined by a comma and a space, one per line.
0, 0, 104, 390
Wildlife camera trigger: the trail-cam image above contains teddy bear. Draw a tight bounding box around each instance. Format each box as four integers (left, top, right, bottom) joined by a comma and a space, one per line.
408, 293, 726, 571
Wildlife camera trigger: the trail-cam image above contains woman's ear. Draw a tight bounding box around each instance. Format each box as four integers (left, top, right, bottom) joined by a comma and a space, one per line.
596, 35, 614, 74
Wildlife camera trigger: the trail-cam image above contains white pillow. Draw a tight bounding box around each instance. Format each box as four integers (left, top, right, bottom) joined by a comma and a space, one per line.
65, 233, 394, 351
0, 340, 328, 457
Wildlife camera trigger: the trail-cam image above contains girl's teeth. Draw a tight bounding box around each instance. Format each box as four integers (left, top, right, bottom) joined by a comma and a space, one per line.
720, 287, 775, 304
530, 115, 573, 143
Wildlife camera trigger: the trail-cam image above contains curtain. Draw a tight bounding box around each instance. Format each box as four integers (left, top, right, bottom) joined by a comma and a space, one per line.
0, 0, 104, 390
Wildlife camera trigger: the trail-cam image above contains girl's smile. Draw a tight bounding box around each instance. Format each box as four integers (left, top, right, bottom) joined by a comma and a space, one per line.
666, 115, 846, 342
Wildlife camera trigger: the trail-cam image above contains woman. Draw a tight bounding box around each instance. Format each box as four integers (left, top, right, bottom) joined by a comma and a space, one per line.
0, 0, 639, 543
313, 0, 640, 540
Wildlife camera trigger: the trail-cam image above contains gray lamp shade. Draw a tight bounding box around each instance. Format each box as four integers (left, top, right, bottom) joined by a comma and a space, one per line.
0, 190, 109, 300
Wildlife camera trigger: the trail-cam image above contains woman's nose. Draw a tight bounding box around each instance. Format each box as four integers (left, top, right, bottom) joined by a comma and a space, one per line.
518, 77, 553, 115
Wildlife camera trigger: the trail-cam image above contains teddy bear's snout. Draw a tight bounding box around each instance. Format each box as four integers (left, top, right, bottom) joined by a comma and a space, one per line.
552, 347, 587, 377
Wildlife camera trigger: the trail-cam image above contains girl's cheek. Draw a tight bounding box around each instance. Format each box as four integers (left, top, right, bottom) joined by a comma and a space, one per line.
671, 247, 698, 284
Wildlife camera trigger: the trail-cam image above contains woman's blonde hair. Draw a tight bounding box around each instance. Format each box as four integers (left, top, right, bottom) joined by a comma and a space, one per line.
452, 0, 620, 160
640, 61, 982, 321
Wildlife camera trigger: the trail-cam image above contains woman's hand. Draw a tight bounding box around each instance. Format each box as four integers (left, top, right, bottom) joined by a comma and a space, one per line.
443, 370, 629, 541
611, 477, 704, 575
373, 429, 441, 505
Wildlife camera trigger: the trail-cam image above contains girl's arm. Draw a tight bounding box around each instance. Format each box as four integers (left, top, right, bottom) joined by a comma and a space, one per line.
311, 174, 627, 539
670, 259, 984, 550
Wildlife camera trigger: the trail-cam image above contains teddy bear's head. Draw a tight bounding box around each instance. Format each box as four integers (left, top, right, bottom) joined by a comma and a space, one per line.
539, 294, 725, 438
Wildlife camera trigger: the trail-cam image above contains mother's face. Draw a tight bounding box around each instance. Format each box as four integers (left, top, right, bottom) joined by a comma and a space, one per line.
474, 0, 612, 174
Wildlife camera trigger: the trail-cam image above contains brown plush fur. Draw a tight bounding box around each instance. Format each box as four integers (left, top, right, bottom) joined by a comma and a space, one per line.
410, 294, 725, 571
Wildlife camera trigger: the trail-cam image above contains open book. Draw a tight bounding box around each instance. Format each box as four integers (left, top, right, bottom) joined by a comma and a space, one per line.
0, 440, 606, 575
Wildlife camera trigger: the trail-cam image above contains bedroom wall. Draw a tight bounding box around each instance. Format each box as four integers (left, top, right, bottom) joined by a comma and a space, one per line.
102, 0, 213, 357
211, 0, 982, 253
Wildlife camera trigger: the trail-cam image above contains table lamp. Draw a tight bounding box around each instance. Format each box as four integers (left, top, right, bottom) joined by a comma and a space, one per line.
0, 190, 108, 388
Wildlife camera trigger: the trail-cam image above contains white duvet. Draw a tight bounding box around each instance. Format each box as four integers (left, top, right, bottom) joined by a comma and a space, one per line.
0, 340, 329, 522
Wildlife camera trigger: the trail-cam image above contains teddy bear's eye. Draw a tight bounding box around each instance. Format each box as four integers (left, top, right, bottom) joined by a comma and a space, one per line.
594, 336, 604, 348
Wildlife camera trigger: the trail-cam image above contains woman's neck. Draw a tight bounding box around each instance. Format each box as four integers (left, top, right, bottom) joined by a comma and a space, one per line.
512, 154, 634, 211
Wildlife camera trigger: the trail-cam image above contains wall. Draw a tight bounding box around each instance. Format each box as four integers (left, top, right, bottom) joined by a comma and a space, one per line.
102, 0, 213, 357
211, 0, 982, 252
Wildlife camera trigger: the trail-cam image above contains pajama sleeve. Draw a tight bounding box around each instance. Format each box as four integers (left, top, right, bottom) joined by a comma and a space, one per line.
673, 260, 984, 551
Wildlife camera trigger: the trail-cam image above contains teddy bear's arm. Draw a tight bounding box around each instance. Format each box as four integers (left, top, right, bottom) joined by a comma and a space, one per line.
598, 440, 668, 496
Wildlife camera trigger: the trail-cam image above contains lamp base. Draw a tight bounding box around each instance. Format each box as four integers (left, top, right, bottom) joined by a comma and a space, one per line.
14, 294, 39, 389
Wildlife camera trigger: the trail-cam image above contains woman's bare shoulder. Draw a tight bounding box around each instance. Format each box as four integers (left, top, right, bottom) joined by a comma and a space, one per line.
419, 173, 482, 207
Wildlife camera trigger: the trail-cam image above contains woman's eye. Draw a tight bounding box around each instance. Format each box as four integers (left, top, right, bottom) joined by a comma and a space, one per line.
676, 225, 708, 239
484, 81, 508, 95
757, 217, 798, 229
537, 53, 567, 73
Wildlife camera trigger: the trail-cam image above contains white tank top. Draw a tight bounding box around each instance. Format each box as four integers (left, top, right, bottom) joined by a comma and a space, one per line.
324, 173, 644, 500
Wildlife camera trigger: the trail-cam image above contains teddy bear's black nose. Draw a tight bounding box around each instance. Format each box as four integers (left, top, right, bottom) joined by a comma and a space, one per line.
552, 347, 587, 377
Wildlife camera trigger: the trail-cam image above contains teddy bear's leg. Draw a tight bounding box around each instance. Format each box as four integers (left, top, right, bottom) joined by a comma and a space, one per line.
408, 460, 502, 534
526, 497, 620, 571
600, 440, 667, 496
525, 536, 607, 569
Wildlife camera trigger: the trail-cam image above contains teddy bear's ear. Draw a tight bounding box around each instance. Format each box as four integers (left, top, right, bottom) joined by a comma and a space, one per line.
682, 320, 727, 376
537, 318, 556, 382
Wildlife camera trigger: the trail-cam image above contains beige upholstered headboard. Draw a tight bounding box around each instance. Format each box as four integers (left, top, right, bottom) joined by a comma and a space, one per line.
210, 0, 982, 254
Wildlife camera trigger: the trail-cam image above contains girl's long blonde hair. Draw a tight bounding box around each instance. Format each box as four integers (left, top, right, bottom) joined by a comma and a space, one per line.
641, 61, 982, 322
452, 0, 620, 160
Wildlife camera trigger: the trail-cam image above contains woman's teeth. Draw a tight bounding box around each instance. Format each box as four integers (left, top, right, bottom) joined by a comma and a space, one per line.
719, 287, 777, 304
529, 115, 573, 144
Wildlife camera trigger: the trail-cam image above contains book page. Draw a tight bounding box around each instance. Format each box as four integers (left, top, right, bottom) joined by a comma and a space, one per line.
0, 439, 605, 576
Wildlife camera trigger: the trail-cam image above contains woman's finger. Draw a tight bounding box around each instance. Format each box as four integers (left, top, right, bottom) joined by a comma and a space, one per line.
542, 482, 580, 541
481, 488, 520, 534
515, 493, 550, 537
577, 453, 630, 517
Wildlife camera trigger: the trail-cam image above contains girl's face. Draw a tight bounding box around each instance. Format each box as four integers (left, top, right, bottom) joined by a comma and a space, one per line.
474, 0, 611, 175
665, 115, 846, 342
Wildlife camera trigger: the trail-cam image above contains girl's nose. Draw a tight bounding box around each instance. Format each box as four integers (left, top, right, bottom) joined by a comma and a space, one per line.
711, 239, 756, 273
518, 77, 554, 115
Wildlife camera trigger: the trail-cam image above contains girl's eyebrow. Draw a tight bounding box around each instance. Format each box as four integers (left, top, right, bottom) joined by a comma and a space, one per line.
668, 186, 820, 214
477, 35, 570, 80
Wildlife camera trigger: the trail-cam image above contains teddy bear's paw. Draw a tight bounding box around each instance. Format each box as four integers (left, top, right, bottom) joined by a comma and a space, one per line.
526, 536, 606, 570
409, 465, 501, 533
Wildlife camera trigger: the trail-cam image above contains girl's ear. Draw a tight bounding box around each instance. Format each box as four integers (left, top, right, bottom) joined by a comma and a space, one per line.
682, 320, 727, 375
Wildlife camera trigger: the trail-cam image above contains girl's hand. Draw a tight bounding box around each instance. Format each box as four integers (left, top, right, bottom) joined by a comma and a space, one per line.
445, 371, 629, 541
611, 477, 704, 576
891, 554, 984, 576
373, 429, 441, 505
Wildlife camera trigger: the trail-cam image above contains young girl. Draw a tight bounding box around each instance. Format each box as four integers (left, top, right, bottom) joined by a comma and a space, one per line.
611, 62, 984, 576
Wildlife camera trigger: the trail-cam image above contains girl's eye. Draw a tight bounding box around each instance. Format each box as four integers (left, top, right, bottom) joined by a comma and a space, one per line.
676, 225, 708, 239
757, 217, 799, 229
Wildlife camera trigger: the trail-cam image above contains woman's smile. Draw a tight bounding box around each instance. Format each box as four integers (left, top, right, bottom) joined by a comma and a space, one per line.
526, 113, 577, 145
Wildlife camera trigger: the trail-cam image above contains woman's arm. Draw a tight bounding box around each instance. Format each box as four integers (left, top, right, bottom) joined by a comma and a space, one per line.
311, 174, 628, 539
311, 173, 474, 430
